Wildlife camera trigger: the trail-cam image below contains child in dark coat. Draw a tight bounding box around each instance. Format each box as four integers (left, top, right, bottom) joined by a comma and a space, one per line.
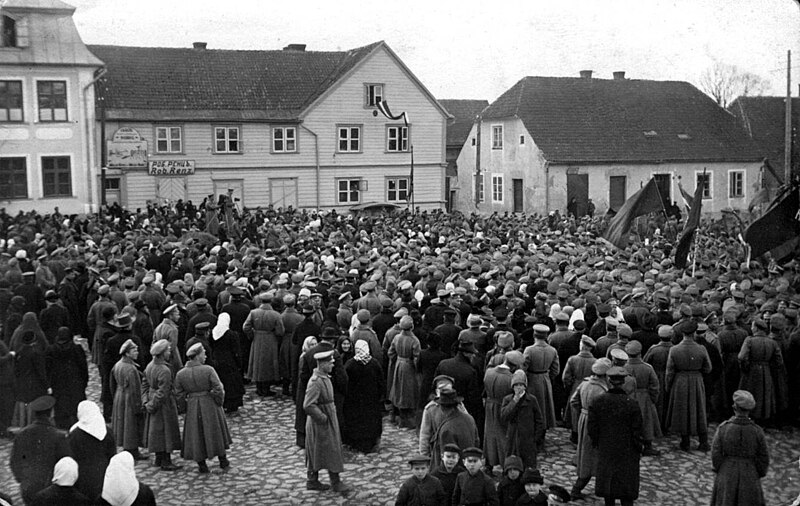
498, 455, 525, 506
395, 454, 446, 506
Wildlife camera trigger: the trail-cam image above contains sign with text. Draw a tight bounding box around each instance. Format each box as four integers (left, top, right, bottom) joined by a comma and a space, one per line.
108, 128, 148, 168
149, 160, 196, 176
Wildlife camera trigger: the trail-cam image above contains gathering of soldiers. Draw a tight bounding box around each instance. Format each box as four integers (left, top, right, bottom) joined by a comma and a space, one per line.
0, 198, 797, 505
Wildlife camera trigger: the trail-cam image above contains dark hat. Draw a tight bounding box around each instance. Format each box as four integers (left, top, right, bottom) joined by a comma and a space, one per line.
503, 455, 524, 473
681, 320, 698, 334
607, 366, 628, 378
195, 321, 211, 331
407, 454, 431, 465
521, 468, 544, 485
301, 304, 316, 314
30, 395, 56, 413
436, 386, 461, 406
112, 313, 134, 328
44, 290, 59, 301
456, 339, 477, 354
320, 326, 339, 340
462, 447, 483, 459
195, 298, 208, 307
442, 443, 461, 454
432, 374, 455, 388
548, 484, 571, 502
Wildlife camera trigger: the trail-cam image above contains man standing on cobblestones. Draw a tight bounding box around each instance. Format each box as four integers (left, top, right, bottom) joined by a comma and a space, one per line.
304, 349, 351, 493
142, 339, 182, 471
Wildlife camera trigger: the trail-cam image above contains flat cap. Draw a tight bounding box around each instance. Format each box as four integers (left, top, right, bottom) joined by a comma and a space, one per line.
625, 340, 643, 356
313, 349, 334, 362
533, 323, 550, 334
119, 339, 137, 355
610, 348, 629, 361
732, 389, 756, 411
150, 339, 169, 356
186, 342, 204, 357
30, 395, 56, 413
162, 303, 178, 316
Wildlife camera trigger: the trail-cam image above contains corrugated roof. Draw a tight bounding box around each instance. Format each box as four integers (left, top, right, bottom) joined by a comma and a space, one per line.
88, 42, 382, 121
439, 99, 488, 147
481, 76, 763, 164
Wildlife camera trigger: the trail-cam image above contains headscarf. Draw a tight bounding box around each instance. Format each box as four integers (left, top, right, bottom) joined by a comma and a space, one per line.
353, 339, 371, 365
548, 303, 562, 321
212, 312, 231, 341
51, 456, 79, 486
9, 312, 47, 352
302, 335, 318, 353
101, 451, 139, 506
56, 326, 72, 344
70, 400, 107, 441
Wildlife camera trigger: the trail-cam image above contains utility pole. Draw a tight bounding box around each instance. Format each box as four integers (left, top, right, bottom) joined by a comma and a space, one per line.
785, 50, 792, 184
475, 115, 482, 209
98, 75, 107, 209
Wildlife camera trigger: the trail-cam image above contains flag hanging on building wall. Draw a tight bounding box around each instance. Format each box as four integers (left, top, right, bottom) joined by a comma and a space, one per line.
602, 178, 665, 249
376, 99, 409, 126
674, 176, 705, 270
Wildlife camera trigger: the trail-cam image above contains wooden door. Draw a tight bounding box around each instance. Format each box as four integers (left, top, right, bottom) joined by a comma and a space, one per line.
566, 173, 588, 217
513, 178, 523, 213
609, 175, 627, 212
155, 177, 186, 205
270, 178, 298, 210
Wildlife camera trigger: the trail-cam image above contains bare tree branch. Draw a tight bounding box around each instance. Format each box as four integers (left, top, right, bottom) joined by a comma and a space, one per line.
699, 61, 770, 108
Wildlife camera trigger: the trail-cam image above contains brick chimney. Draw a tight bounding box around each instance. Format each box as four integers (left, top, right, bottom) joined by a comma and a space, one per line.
192, 42, 207, 49
613, 71, 626, 80
283, 44, 307, 52
579, 70, 593, 79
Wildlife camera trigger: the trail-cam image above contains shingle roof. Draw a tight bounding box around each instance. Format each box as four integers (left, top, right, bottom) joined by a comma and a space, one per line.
728, 96, 800, 173
439, 99, 489, 147
481, 76, 763, 164
88, 42, 382, 122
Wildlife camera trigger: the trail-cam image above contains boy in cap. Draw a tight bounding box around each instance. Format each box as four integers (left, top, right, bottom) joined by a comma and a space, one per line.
395, 454, 446, 506
517, 468, 548, 505
501, 369, 545, 470
304, 349, 351, 493
497, 455, 524, 506
431, 443, 465, 506
452, 447, 498, 506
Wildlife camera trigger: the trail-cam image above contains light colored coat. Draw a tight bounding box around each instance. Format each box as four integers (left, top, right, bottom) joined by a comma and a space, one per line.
303, 368, 344, 472
174, 360, 231, 461
244, 304, 285, 383
142, 357, 182, 452
110, 356, 143, 449
570, 376, 608, 479
482, 365, 513, 468
388, 330, 420, 409
522, 340, 559, 429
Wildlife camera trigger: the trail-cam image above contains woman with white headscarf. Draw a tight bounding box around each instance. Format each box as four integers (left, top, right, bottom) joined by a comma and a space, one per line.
30, 456, 92, 505
99, 451, 157, 506
342, 340, 384, 453
68, 400, 116, 500
210, 312, 245, 414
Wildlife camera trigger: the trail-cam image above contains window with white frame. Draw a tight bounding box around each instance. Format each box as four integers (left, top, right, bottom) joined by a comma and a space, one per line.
477, 173, 485, 202
0, 80, 22, 122
37, 80, 67, 122
387, 125, 409, 152
729, 171, 744, 198
337, 179, 361, 203
337, 125, 361, 152
41, 156, 71, 197
492, 174, 504, 202
156, 126, 182, 153
387, 177, 409, 202
696, 172, 712, 200
0, 157, 27, 199
273, 127, 296, 153
492, 125, 503, 149
365, 84, 383, 107
214, 126, 240, 153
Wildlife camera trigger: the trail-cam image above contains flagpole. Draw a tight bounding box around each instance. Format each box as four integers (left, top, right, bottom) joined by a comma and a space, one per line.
692, 229, 699, 277
410, 144, 415, 213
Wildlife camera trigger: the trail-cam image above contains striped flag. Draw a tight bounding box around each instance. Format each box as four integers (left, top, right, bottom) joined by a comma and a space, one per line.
376, 99, 408, 126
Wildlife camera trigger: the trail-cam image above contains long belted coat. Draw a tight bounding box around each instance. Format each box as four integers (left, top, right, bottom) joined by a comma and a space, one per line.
388, 329, 420, 409
624, 357, 663, 441
110, 355, 143, 450
501, 390, 545, 470
482, 365, 513, 467
522, 340, 559, 429
665, 337, 711, 436
570, 375, 608, 479
174, 360, 231, 461
711, 415, 769, 506
244, 303, 285, 383
303, 367, 344, 472
141, 357, 182, 452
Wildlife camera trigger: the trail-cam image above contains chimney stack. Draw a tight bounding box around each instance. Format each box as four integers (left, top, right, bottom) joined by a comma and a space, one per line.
613, 71, 626, 80
579, 70, 593, 79
283, 44, 307, 52
192, 42, 207, 50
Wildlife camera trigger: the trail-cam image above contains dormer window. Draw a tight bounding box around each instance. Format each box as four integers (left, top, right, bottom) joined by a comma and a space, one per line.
365, 84, 383, 107
643, 130, 658, 138
1, 15, 16, 47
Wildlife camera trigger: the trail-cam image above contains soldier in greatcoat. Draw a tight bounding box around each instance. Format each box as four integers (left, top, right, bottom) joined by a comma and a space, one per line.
388, 315, 421, 428
110, 338, 146, 460
142, 339, 182, 471
522, 324, 559, 432
175, 342, 232, 473
304, 349, 351, 493
243, 292, 285, 397
569, 358, 610, 501
624, 340, 663, 456
562, 335, 597, 442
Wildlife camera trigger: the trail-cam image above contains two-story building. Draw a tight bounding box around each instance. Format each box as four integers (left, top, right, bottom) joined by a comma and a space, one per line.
439, 99, 488, 212
0, 0, 103, 214
452, 72, 763, 216
90, 41, 450, 212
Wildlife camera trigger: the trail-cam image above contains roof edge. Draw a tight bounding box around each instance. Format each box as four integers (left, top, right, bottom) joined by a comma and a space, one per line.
103, 108, 301, 123
547, 157, 764, 165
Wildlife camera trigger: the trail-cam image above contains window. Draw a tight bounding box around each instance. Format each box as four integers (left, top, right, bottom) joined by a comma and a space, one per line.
155, 126, 182, 153
1, 15, 16, 47
387, 125, 409, 152
492, 174, 504, 202
337, 126, 361, 152
477, 173, 485, 202
0, 80, 23, 122
337, 179, 361, 204
696, 172, 712, 200
471, 138, 476, 146
387, 177, 409, 202
492, 125, 503, 149
365, 84, 383, 107
41, 156, 71, 197
0, 157, 27, 199
729, 171, 744, 198
272, 127, 296, 153
37, 80, 67, 121
520, 135, 525, 145
214, 126, 240, 153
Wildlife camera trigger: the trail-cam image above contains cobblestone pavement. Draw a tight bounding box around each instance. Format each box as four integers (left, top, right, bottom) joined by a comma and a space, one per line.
2, 362, 800, 505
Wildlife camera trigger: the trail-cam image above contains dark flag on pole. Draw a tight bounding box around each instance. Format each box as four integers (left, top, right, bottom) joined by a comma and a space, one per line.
602, 178, 665, 249
744, 184, 800, 260
674, 174, 705, 270
678, 179, 695, 212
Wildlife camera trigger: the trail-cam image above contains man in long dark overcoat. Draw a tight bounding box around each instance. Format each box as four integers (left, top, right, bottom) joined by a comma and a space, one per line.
588, 366, 643, 506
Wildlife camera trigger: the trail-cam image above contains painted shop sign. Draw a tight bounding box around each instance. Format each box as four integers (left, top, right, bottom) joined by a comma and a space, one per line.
107, 127, 148, 168
149, 160, 196, 176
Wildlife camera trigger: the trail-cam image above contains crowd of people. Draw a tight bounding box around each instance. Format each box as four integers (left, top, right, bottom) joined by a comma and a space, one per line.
0, 199, 797, 505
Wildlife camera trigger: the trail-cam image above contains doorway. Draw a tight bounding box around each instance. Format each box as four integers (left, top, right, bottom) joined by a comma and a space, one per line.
512, 179, 523, 213
609, 175, 626, 212
566, 173, 588, 217
653, 173, 672, 207
155, 177, 186, 205
269, 178, 298, 210
213, 179, 245, 209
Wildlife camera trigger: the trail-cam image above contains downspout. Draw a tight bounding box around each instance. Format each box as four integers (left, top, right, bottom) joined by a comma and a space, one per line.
543, 160, 551, 214
300, 124, 320, 209
82, 68, 107, 213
